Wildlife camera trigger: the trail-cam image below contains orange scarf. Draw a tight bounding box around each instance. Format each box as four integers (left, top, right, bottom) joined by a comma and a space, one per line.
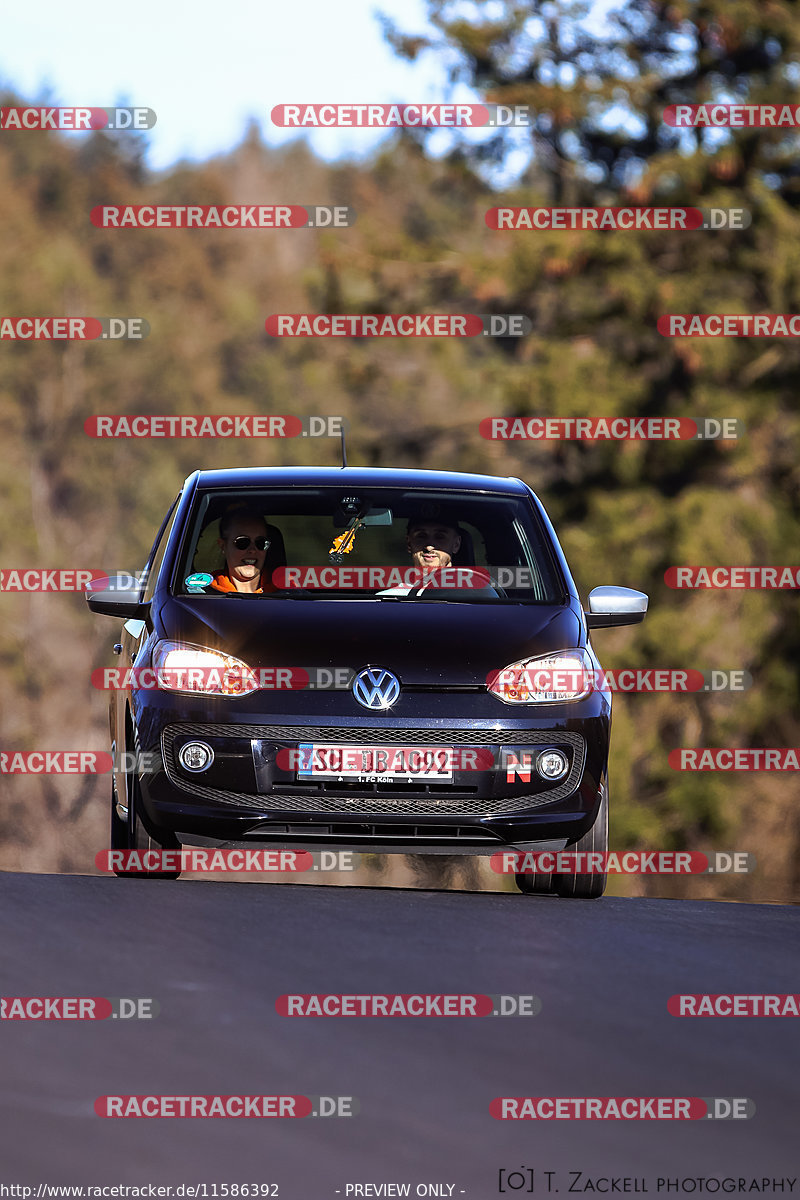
209, 570, 275, 594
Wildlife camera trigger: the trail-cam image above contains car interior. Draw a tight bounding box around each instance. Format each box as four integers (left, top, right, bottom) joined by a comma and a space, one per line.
177, 491, 555, 600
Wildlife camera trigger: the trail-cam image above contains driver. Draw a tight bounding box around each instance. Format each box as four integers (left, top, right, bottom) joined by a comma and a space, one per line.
400, 514, 496, 595
374, 515, 468, 596
406, 517, 462, 574
210, 506, 276, 594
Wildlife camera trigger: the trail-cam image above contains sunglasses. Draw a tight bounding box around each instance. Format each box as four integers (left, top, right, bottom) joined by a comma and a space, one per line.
231, 535, 270, 551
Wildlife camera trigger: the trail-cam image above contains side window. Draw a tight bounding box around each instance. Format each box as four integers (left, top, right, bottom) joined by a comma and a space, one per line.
141, 495, 181, 602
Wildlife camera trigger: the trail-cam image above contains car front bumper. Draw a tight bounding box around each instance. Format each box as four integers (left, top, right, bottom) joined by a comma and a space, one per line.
130, 688, 611, 853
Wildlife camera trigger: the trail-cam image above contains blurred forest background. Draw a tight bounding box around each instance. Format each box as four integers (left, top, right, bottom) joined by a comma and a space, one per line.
1, 0, 799, 900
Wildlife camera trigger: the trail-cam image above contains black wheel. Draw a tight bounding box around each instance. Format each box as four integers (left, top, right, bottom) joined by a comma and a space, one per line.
514, 864, 555, 895
552, 778, 609, 899
109, 739, 181, 880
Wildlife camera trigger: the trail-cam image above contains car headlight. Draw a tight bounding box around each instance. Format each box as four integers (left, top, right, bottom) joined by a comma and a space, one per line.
151, 641, 259, 696
487, 649, 596, 704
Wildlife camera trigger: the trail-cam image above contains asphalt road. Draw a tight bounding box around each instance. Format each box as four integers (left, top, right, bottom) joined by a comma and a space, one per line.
1, 872, 797, 1196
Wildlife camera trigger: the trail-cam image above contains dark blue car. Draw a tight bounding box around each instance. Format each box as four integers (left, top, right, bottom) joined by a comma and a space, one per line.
87, 466, 648, 897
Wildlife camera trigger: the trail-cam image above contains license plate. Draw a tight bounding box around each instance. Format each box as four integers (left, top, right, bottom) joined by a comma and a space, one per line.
297, 743, 454, 783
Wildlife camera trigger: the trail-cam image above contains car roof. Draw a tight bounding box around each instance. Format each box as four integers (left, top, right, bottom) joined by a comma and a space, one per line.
185, 466, 530, 495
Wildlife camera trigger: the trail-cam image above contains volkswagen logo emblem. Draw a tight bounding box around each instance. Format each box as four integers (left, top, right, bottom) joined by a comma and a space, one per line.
352, 667, 401, 711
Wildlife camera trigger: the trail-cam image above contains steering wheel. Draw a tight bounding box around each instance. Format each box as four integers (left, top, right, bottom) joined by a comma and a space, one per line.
404, 580, 509, 600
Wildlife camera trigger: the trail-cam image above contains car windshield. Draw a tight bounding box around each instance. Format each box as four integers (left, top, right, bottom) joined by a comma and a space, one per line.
172, 487, 565, 603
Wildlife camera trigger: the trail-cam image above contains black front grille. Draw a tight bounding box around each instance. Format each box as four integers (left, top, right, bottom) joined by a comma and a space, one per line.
164, 721, 577, 745
275, 780, 480, 796
162, 723, 585, 816
239, 822, 505, 842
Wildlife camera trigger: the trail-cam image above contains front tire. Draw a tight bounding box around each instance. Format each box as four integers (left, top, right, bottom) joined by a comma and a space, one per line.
552, 778, 609, 899
110, 755, 181, 880
514, 865, 555, 895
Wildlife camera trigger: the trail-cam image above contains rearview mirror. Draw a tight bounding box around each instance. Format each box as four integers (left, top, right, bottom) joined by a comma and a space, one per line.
362, 507, 393, 526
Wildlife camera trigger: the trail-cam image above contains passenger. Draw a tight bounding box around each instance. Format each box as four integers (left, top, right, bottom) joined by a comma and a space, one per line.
210, 507, 276, 594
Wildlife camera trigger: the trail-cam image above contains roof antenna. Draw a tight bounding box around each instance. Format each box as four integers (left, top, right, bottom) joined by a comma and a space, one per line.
340, 425, 348, 468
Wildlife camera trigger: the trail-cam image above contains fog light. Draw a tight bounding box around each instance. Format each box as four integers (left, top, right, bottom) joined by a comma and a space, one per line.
179, 742, 214, 773
536, 750, 569, 780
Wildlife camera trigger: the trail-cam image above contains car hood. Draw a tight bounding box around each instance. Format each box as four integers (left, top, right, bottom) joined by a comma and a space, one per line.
156, 596, 583, 687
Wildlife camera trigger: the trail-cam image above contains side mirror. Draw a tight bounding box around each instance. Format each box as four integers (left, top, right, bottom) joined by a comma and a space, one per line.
585, 585, 648, 629
86, 573, 150, 620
